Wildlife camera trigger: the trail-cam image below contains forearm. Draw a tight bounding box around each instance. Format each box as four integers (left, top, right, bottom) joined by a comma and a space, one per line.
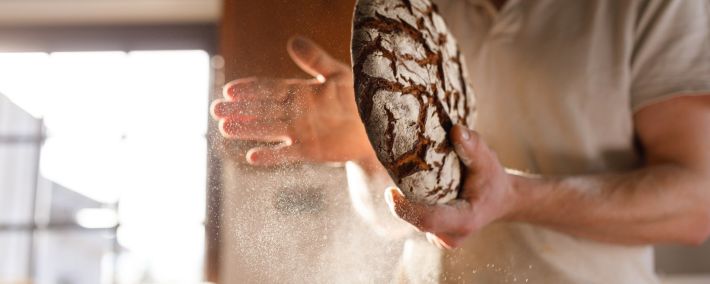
511, 164, 710, 245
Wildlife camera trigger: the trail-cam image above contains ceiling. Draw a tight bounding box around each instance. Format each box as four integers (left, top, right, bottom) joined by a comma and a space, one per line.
0, 0, 222, 27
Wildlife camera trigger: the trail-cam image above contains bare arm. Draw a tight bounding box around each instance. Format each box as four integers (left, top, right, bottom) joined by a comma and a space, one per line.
388, 95, 710, 248
515, 95, 710, 245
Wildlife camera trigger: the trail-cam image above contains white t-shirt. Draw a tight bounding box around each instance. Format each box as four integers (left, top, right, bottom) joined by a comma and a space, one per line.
397, 0, 710, 283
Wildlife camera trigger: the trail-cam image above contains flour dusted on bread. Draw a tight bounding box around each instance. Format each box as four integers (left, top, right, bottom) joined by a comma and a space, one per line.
352, 0, 476, 204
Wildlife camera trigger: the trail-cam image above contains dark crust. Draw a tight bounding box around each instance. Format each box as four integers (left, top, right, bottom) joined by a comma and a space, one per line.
352, 0, 472, 202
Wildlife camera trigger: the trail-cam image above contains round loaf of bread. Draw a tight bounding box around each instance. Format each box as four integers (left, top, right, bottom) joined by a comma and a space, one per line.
351, 0, 476, 204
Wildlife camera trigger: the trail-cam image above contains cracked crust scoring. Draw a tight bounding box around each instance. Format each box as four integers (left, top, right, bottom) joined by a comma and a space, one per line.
352, 0, 476, 204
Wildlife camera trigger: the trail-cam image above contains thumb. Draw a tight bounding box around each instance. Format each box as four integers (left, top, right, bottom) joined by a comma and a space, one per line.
450, 124, 487, 173
287, 35, 348, 81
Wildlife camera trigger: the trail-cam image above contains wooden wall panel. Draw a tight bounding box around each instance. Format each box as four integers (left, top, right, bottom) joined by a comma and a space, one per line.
220, 0, 355, 80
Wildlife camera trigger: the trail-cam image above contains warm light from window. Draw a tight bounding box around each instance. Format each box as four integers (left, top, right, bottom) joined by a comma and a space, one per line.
75, 208, 119, 229
0, 50, 209, 283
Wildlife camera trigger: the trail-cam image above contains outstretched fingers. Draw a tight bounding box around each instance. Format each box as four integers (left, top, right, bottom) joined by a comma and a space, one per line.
210, 99, 292, 122
219, 118, 289, 141
246, 144, 303, 166
222, 77, 259, 100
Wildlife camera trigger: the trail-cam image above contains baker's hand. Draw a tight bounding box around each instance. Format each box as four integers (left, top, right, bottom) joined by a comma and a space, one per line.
385, 124, 522, 249
211, 36, 375, 166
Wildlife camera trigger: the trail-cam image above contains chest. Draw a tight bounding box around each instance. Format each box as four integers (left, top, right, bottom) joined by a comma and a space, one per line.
442, 0, 635, 106
436, 0, 642, 173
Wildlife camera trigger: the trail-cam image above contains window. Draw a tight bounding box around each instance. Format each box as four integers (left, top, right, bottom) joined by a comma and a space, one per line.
0, 50, 210, 284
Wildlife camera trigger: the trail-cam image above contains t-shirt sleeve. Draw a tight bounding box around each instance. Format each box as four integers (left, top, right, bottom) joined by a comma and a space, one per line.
630, 0, 710, 112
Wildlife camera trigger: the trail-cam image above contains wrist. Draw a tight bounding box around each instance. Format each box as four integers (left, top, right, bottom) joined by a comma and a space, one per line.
504, 170, 543, 222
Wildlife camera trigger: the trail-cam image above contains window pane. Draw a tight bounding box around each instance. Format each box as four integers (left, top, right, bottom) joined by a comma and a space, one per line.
0, 232, 31, 283
0, 53, 49, 120
0, 50, 209, 283
116, 224, 205, 283
35, 231, 115, 284
0, 94, 41, 136
125, 50, 209, 137
0, 144, 38, 226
